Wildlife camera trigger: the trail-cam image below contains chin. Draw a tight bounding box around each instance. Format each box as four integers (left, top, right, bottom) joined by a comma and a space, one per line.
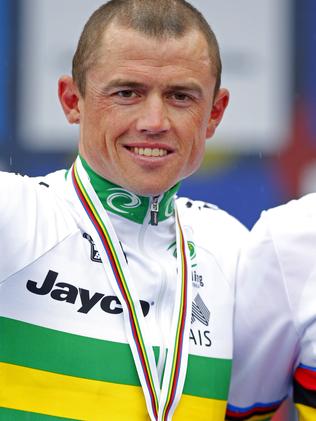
129, 184, 169, 197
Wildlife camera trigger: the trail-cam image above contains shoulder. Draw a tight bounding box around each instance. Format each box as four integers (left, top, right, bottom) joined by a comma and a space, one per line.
30, 169, 68, 190
0, 169, 67, 191
176, 196, 248, 239
0, 171, 38, 215
0, 170, 78, 282
257, 193, 316, 245
176, 197, 248, 286
265, 192, 316, 224
0, 170, 31, 189
248, 194, 316, 316
0, 169, 70, 221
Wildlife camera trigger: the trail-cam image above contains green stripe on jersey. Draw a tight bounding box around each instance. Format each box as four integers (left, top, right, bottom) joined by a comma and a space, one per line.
0, 317, 231, 400
184, 354, 232, 400
0, 316, 139, 386
0, 407, 76, 420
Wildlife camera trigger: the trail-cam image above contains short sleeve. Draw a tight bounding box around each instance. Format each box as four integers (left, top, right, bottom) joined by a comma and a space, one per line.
227, 211, 299, 420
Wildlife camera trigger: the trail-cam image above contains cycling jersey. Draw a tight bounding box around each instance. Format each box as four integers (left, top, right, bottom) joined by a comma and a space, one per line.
0, 158, 247, 421
227, 194, 316, 421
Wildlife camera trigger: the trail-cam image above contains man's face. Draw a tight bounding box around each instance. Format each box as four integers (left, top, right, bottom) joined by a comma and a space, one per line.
60, 24, 229, 196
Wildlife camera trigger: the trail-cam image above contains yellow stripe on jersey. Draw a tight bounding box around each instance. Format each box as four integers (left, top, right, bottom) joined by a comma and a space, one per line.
174, 394, 227, 420
295, 403, 316, 421
0, 362, 147, 420
0, 362, 227, 420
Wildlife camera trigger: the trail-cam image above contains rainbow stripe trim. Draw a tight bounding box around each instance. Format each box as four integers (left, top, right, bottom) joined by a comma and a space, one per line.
226, 397, 285, 420
72, 163, 158, 418
71, 160, 189, 420
294, 363, 316, 390
162, 212, 188, 419
294, 363, 316, 409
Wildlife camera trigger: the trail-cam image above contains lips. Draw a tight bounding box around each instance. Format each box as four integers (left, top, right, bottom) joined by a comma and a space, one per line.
127, 146, 169, 157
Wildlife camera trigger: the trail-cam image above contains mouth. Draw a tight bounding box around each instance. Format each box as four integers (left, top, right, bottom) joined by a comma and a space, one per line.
126, 146, 169, 157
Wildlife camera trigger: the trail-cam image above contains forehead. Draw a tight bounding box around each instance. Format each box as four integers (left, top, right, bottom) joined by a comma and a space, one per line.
92, 24, 213, 78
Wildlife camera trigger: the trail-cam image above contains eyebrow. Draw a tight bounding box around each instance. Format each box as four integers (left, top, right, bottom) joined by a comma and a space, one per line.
103, 79, 147, 92
103, 79, 203, 96
168, 84, 203, 96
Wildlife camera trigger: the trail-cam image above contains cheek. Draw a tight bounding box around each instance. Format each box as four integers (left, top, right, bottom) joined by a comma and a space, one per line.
180, 132, 206, 176
181, 106, 210, 136
174, 110, 207, 164
182, 115, 208, 152
191, 140, 206, 165
189, 121, 207, 166
82, 105, 114, 136
82, 96, 118, 128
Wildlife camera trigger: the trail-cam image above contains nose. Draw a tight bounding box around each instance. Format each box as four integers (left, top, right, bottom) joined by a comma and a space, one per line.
136, 94, 170, 134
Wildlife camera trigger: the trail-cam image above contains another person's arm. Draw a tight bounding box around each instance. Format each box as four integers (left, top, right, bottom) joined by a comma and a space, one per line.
227, 196, 316, 420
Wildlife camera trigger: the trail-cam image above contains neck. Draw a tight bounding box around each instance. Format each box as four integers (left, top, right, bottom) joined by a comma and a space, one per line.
79, 156, 180, 224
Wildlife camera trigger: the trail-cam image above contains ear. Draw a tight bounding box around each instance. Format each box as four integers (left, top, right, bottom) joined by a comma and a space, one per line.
206, 88, 230, 138
58, 75, 81, 124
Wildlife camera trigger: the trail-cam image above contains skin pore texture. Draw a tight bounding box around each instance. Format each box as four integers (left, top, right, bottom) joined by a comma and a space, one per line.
59, 23, 229, 196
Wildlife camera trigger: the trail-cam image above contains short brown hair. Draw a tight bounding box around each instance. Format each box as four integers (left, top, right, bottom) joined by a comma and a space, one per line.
72, 0, 222, 96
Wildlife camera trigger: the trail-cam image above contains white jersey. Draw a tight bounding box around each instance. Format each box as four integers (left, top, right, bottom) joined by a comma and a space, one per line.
227, 193, 316, 420
0, 161, 247, 421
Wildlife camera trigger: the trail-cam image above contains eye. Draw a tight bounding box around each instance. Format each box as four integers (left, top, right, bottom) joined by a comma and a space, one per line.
168, 91, 195, 106
172, 92, 191, 101
115, 90, 137, 98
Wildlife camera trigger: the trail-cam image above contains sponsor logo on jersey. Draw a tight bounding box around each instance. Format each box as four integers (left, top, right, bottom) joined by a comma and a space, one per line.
106, 188, 141, 214
83, 232, 128, 264
190, 294, 211, 347
168, 241, 204, 287
26, 270, 150, 316
168, 240, 198, 268
192, 271, 204, 288
83, 233, 102, 263
189, 328, 211, 348
191, 293, 210, 326
164, 195, 175, 217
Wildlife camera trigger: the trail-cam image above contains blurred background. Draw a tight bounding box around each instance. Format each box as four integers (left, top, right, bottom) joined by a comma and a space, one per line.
0, 1, 315, 418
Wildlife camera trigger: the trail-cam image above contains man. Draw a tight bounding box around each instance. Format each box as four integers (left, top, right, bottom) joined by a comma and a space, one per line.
0, 1, 247, 420
227, 194, 316, 420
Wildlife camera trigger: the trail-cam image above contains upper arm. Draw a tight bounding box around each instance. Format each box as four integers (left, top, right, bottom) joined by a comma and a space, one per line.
0, 171, 75, 282
227, 212, 298, 420
292, 272, 316, 418
0, 172, 39, 281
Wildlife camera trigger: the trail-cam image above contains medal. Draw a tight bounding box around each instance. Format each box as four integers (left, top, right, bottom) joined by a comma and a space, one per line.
71, 157, 192, 420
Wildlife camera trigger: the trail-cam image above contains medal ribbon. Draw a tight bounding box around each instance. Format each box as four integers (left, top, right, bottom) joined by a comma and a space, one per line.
71, 157, 191, 420
159, 210, 191, 420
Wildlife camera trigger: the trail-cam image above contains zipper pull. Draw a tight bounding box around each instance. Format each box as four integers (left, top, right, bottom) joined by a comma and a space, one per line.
150, 196, 159, 226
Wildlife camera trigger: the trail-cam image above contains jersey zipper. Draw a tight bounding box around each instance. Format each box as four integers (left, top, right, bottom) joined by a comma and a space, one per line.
139, 195, 169, 382
150, 195, 160, 226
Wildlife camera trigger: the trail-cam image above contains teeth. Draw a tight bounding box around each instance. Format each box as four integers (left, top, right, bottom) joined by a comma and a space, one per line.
132, 147, 167, 157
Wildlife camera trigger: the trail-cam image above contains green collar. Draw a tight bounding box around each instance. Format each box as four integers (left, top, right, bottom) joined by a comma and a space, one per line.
79, 156, 180, 224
